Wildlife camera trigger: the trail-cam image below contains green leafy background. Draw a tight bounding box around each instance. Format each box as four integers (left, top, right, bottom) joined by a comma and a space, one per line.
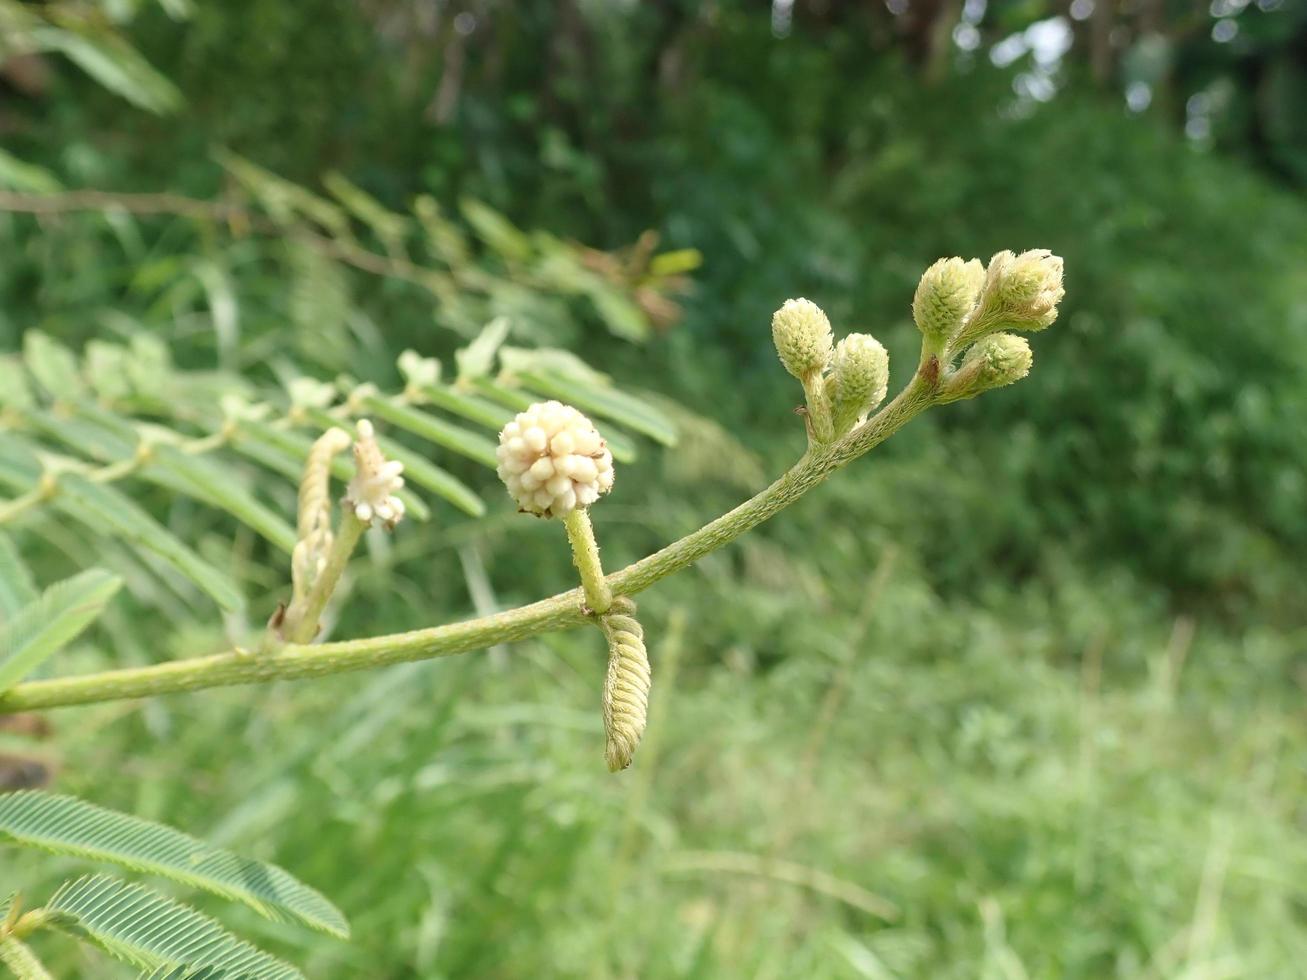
1, 1, 1305, 976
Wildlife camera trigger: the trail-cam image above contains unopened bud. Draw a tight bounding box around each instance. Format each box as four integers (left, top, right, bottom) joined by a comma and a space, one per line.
912, 257, 984, 349
771, 298, 834, 380
956, 249, 1064, 348
938, 332, 1033, 403
829, 333, 889, 435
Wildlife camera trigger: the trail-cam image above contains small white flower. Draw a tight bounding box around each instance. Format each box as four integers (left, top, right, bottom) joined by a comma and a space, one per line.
497, 401, 614, 517
344, 419, 406, 528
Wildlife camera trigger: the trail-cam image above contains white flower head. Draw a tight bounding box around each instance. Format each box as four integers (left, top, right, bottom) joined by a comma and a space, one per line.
344, 419, 406, 528
497, 401, 614, 517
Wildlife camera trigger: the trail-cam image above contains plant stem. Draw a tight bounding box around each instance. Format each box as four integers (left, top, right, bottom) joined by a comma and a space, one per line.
279, 512, 368, 644
563, 508, 613, 614
0, 369, 938, 715
0, 934, 53, 979
800, 373, 835, 444
0, 428, 232, 527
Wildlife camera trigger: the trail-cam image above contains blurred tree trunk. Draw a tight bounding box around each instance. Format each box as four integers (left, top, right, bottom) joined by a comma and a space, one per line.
924, 0, 960, 84
1090, 0, 1115, 86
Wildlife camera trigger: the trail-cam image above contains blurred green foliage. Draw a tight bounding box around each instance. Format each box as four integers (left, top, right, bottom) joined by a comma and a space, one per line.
2, 0, 1305, 976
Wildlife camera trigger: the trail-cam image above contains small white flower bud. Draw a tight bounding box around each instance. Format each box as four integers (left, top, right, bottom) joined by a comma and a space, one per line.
344, 419, 407, 529
937, 332, 1033, 403
829, 333, 889, 435
397, 349, 441, 390
912, 257, 984, 348
497, 401, 614, 517
771, 298, 834, 380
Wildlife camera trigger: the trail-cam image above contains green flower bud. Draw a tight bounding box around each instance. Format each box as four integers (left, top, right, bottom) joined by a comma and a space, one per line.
956, 249, 1064, 348
829, 333, 889, 435
912, 257, 984, 349
937, 332, 1033, 403
771, 298, 834, 380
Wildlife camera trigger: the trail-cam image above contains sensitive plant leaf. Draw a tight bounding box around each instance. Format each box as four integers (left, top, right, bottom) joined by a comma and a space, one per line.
83, 341, 135, 403
22, 408, 136, 463
512, 369, 677, 446
322, 172, 409, 249
0, 358, 34, 410
649, 248, 703, 277
0, 570, 122, 693
18, 407, 296, 554
455, 317, 512, 382
413, 384, 513, 431
471, 380, 639, 463
214, 150, 349, 238
0, 534, 39, 618
396, 350, 441, 390
0, 148, 62, 194
412, 195, 470, 265
459, 199, 532, 262
30, 25, 181, 115
44, 875, 304, 978
191, 260, 240, 367
53, 476, 243, 612
0, 793, 348, 938
147, 447, 297, 554
0, 436, 41, 490
586, 285, 650, 342
21, 332, 85, 402
357, 396, 499, 468
140, 967, 231, 980
0, 936, 53, 980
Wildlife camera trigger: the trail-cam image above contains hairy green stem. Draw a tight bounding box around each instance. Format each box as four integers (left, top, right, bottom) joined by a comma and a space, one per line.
800, 371, 835, 444
0, 369, 937, 714
563, 508, 613, 614
0, 934, 53, 980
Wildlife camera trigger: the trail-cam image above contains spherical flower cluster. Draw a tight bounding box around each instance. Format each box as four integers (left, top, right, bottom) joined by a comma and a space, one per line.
497, 401, 614, 517
345, 419, 406, 527
771, 298, 834, 380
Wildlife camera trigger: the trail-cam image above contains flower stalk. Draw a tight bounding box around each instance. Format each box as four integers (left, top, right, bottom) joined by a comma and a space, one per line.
563, 508, 613, 615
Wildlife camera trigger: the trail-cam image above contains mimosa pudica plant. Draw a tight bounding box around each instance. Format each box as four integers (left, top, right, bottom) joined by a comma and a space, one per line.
0, 250, 1065, 774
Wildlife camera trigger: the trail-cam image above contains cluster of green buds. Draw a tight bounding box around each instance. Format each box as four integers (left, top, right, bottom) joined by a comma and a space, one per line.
770, 250, 1063, 435
771, 298, 889, 444
913, 249, 1064, 401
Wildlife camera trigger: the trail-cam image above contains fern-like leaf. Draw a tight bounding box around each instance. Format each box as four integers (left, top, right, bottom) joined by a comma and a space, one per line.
0, 793, 348, 939
53, 475, 244, 612
44, 875, 302, 978
139, 967, 231, 980
0, 534, 38, 619
0, 569, 122, 693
